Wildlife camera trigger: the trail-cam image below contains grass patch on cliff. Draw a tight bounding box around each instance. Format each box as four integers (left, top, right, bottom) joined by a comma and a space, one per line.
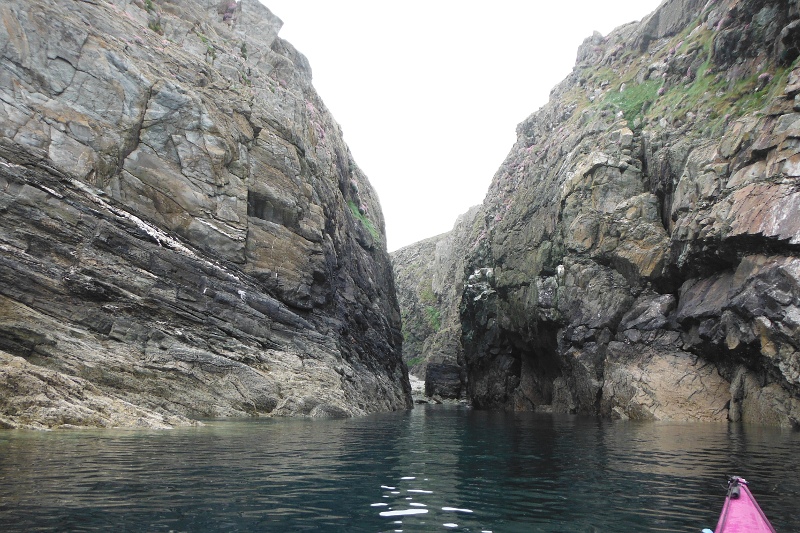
417, 280, 441, 331
604, 79, 662, 124
419, 282, 437, 306
647, 61, 793, 136
649, 69, 711, 122
347, 200, 380, 242
729, 65, 793, 115
425, 306, 441, 331
407, 356, 424, 367
639, 24, 795, 132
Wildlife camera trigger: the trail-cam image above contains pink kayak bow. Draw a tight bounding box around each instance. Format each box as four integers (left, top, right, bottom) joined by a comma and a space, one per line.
712, 476, 776, 533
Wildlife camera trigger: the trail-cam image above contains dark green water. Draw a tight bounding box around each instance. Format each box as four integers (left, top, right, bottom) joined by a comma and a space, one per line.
0, 405, 798, 532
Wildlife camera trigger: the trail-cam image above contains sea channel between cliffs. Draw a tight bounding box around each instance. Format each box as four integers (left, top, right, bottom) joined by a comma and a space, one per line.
1, 0, 800, 531
0, 0, 797, 429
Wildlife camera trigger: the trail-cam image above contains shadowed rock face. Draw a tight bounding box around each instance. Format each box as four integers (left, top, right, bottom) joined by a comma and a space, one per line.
0, 0, 410, 428
391, 207, 481, 399
397, 0, 800, 426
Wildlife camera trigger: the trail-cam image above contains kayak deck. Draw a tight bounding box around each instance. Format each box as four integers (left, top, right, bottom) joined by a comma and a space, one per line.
714, 477, 776, 533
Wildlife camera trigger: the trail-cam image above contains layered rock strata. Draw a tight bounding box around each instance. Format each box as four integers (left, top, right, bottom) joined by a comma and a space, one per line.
0, 0, 410, 428
398, 0, 800, 426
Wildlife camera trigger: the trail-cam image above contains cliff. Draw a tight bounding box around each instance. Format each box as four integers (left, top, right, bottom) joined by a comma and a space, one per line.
0, 0, 410, 429
391, 206, 480, 399
401, 0, 800, 427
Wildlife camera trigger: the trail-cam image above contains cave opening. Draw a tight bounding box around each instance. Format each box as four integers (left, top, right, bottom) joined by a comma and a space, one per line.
507, 320, 562, 411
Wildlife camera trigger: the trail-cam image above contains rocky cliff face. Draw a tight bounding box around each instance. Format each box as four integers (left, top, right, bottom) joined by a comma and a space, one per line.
401, 0, 800, 427
461, 0, 800, 427
391, 206, 480, 399
0, 0, 410, 429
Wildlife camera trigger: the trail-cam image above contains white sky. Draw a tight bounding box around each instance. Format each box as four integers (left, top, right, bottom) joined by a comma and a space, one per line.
260, 1, 664, 251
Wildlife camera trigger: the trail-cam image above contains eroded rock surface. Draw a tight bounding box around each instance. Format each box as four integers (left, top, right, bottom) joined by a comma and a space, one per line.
398, 0, 800, 426
0, 0, 410, 428
458, 0, 800, 427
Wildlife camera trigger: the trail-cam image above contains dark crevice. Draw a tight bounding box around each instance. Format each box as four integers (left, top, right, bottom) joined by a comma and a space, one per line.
246, 189, 299, 228
672, 234, 800, 281
514, 324, 562, 408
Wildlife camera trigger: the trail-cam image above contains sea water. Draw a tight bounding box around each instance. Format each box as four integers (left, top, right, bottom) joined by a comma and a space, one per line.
0, 404, 798, 532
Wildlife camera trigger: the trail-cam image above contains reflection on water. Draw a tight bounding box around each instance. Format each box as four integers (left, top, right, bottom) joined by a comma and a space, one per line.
0, 405, 798, 532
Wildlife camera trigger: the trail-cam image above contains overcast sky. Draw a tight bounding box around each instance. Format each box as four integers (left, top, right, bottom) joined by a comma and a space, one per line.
260, 1, 664, 251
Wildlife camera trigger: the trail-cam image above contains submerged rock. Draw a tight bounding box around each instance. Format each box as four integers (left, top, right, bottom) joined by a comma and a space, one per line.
0, 0, 410, 428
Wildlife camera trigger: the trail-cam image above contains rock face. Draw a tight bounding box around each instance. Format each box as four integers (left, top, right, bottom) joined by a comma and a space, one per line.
0, 0, 410, 429
401, 0, 800, 427
391, 207, 480, 399
392, 235, 444, 378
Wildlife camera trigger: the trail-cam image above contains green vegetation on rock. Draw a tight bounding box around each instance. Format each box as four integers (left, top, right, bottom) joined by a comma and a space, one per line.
604, 79, 662, 124
601, 19, 797, 137
348, 200, 380, 242
419, 284, 436, 306
407, 356, 424, 368
425, 306, 441, 331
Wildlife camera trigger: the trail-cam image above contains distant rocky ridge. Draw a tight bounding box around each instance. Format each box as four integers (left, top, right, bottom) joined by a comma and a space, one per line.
0, 0, 410, 428
395, 0, 800, 427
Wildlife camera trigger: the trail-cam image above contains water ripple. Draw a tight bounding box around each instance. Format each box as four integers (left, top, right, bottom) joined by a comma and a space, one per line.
0, 407, 798, 532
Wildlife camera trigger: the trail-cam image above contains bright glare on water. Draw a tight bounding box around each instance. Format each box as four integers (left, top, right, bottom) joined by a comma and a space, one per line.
0, 404, 798, 532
